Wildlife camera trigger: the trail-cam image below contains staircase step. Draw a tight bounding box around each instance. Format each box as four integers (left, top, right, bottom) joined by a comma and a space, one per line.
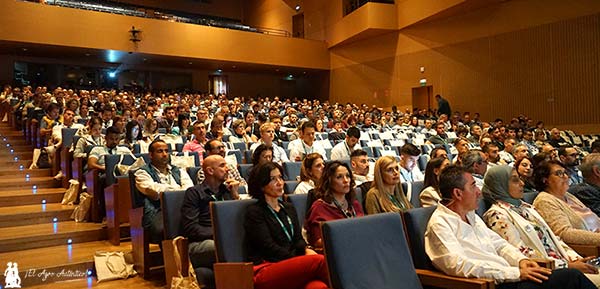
0, 222, 106, 253
0, 240, 134, 287
0, 203, 75, 227
0, 168, 52, 177
0, 176, 59, 189
0, 187, 65, 206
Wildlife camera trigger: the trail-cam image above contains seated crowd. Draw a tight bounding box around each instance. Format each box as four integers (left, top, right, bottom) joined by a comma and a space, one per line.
2, 84, 600, 288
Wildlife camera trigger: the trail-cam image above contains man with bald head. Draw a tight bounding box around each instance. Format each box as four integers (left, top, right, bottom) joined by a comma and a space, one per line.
181, 155, 239, 288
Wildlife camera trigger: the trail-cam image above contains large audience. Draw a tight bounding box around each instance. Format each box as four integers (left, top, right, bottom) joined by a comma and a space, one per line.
2, 84, 600, 288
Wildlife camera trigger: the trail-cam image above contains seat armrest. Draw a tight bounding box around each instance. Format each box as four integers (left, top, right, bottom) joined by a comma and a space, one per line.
530, 258, 555, 270
567, 243, 600, 257
416, 269, 495, 289
213, 262, 254, 289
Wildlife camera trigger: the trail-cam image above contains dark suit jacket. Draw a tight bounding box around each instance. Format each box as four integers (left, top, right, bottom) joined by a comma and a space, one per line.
244, 200, 306, 264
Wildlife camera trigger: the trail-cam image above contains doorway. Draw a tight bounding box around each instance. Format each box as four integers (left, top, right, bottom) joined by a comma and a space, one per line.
411, 85, 433, 113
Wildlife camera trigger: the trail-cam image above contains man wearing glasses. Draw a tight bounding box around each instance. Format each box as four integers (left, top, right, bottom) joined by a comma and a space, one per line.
559, 146, 583, 185
196, 139, 247, 189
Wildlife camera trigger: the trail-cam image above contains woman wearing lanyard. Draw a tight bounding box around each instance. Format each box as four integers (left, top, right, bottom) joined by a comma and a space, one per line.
305, 161, 364, 249
244, 162, 329, 289
365, 156, 412, 214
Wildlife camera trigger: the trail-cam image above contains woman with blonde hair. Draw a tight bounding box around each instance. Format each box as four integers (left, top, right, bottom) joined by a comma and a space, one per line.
365, 156, 411, 214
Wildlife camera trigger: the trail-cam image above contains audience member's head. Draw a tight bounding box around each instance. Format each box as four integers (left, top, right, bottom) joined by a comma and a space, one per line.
533, 160, 568, 193
299, 153, 325, 183
204, 139, 226, 158
579, 153, 600, 185
251, 144, 274, 167
247, 162, 284, 201
315, 161, 355, 204
350, 149, 369, 177
423, 157, 450, 190
399, 143, 421, 171
148, 139, 170, 170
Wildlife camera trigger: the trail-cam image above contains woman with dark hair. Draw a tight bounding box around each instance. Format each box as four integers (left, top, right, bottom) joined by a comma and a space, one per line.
244, 162, 329, 289
305, 161, 364, 248
172, 113, 191, 138
419, 157, 451, 207
293, 153, 325, 195
533, 160, 600, 245
482, 165, 600, 286
73, 116, 105, 158
515, 156, 537, 194
121, 120, 143, 149
251, 144, 274, 167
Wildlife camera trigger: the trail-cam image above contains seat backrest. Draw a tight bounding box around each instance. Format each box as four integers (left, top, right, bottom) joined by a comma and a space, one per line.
227, 149, 243, 165
322, 213, 423, 289
238, 164, 253, 181
282, 162, 302, 181
403, 206, 437, 270
210, 199, 257, 263
232, 142, 247, 152
105, 154, 136, 187
523, 191, 539, 204
61, 128, 79, 149
175, 143, 184, 152
286, 194, 307, 229
129, 171, 146, 209
475, 198, 489, 218
187, 167, 202, 186
418, 155, 429, 172
409, 181, 424, 208
161, 190, 186, 239
284, 181, 299, 194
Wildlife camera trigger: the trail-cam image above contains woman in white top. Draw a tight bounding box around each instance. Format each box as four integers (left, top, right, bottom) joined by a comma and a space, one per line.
73, 116, 105, 158
419, 157, 450, 207
293, 153, 324, 195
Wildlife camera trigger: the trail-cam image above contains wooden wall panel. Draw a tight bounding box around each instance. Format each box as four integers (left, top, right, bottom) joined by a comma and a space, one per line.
550, 14, 600, 125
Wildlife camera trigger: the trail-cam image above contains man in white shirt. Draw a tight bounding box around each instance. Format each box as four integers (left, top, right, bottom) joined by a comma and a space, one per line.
351, 149, 372, 187
288, 120, 327, 161
425, 165, 593, 288
88, 126, 132, 172
330, 126, 361, 160
399, 143, 424, 183
135, 139, 194, 244
249, 122, 289, 163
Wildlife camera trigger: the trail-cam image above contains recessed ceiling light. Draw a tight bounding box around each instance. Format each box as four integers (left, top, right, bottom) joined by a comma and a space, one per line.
295, 5, 301, 11
85, 53, 90, 57
22, 48, 28, 52
188, 62, 193, 65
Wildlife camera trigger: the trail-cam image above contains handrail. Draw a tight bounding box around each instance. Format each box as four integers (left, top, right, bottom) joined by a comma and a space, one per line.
22, 0, 292, 37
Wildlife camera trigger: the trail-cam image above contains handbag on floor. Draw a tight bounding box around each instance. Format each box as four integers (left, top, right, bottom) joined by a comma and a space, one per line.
94, 251, 136, 282
61, 179, 80, 205
171, 236, 201, 289
71, 192, 92, 222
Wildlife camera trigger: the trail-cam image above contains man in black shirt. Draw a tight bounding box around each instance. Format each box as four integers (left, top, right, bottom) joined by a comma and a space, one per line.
181, 155, 239, 288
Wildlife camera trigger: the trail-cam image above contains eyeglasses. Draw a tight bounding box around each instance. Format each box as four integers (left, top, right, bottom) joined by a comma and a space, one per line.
551, 170, 568, 178
384, 167, 399, 174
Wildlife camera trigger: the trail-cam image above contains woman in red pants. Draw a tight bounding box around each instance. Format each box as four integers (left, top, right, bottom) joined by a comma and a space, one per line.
244, 162, 329, 289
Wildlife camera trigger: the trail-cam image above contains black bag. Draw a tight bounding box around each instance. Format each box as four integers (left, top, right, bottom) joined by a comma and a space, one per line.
37, 148, 51, 168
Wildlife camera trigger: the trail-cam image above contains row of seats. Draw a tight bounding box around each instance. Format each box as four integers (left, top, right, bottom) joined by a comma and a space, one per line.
160, 190, 496, 289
